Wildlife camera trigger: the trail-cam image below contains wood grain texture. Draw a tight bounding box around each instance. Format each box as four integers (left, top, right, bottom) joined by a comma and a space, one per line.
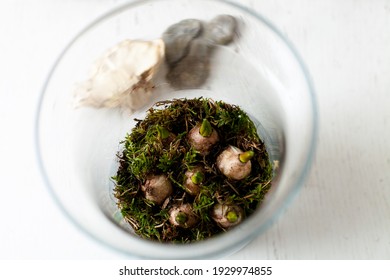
0, 0, 389, 259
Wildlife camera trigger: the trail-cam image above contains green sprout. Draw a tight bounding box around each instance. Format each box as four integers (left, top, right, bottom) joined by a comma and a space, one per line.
239, 150, 255, 163
191, 171, 204, 185
199, 119, 213, 137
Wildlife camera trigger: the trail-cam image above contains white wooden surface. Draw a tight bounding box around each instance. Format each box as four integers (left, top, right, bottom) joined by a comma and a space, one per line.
0, 0, 389, 259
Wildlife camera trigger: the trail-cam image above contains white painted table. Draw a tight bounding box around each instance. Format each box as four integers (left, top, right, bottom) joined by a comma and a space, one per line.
0, 0, 389, 259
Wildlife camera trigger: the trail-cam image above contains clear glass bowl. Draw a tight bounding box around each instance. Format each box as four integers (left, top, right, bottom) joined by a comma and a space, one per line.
36, 0, 317, 259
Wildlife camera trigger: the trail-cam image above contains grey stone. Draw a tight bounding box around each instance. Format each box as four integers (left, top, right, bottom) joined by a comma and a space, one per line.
162, 19, 203, 65
164, 15, 238, 89
166, 39, 213, 89
204, 15, 237, 45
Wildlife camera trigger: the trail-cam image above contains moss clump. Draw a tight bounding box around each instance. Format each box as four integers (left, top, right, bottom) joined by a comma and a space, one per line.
113, 97, 273, 242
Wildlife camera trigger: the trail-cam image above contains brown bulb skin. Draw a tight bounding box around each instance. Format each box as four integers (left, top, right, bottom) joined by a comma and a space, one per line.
216, 146, 252, 180
141, 174, 173, 205
187, 123, 219, 156
168, 204, 199, 228
211, 203, 243, 228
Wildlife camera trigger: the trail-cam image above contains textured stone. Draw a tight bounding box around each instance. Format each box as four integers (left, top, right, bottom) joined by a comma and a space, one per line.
204, 15, 237, 45
162, 19, 203, 65
166, 39, 213, 89
164, 15, 238, 89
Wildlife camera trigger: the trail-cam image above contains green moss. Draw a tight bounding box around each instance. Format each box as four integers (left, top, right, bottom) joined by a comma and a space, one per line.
113, 97, 273, 242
